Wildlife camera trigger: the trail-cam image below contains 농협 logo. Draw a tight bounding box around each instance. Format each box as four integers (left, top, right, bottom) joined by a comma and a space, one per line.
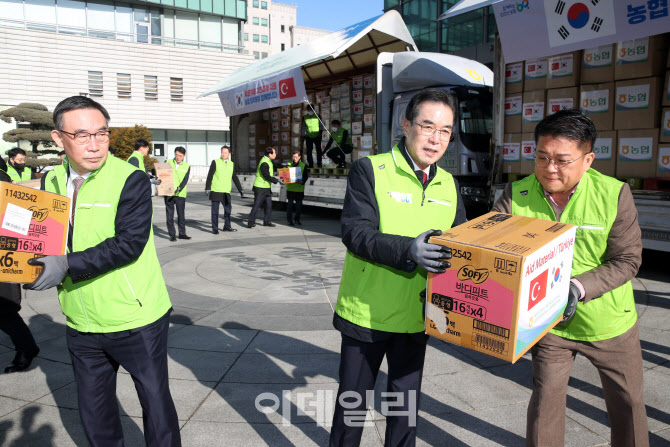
457, 265, 489, 284
528, 269, 548, 310
278, 77, 297, 99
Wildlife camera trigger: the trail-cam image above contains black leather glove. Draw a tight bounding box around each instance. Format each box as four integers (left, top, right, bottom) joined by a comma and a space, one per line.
409, 230, 452, 273
24, 255, 69, 291
560, 281, 581, 323
150, 177, 162, 185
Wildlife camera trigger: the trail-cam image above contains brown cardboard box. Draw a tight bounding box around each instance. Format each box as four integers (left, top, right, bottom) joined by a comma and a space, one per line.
664, 71, 670, 107
580, 82, 614, 131
504, 94, 522, 134
581, 45, 614, 84
426, 212, 577, 363
658, 144, 670, 178
155, 163, 175, 196
614, 77, 662, 130
546, 87, 578, 117
547, 51, 581, 88
520, 133, 536, 175
505, 62, 524, 94
615, 35, 669, 80
524, 58, 547, 92
0, 183, 71, 283
590, 131, 617, 177
522, 90, 546, 133
502, 133, 521, 174
662, 108, 670, 143
352, 149, 371, 160
617, 129, 659, 178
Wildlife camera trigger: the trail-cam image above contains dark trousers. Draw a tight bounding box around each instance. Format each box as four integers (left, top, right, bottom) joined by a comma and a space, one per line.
211, 196, 232, 230
66, 312, 181, 447
327, 145, 353, 167
305, 136, 322, 168
164, 196, 186, 238
527, 323, 648, 447
248, 188, 272, 225
0, 285, 38, 355
329, 333, 427, 447
286, 191, 303, 224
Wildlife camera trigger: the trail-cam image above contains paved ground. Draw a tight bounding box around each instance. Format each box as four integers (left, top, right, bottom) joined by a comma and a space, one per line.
0, 182, 668, 446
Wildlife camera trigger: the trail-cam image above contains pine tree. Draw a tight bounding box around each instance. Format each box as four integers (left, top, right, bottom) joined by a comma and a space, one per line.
0, 103, 58, 154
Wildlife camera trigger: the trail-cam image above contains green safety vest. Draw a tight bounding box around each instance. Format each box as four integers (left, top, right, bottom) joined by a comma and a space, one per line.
211, 158, 235, 193
304, 114, 321, 138
7, 164, 31, 182
127, 151, 146, 172
335, 145, 458, 333
332, 128, 352, 147
285, 160, 306, 193
254, 156, 273, 189
168, 159, 189, 197
44, 156, 172, 333
511, 169, 637, 342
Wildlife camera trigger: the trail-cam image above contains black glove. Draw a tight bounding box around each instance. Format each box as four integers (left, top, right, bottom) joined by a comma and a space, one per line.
24, 255, 69, 291
409, 230, 452, 273
150, 177, 162, 185
175, 187, 181, 194
560, 281, 581, 323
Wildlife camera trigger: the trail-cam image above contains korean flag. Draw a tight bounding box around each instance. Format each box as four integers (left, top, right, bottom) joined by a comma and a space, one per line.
544, 0, 616, 48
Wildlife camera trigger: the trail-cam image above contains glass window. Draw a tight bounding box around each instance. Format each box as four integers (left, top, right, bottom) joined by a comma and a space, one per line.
243, 32, 248, 41
253, 34, 259, 42
57, 0, 86, 29
117, 73, 131, 99
261, 18, 267, 26
261, 1, 267, 9
87, 1, 115, 32
115, 4, 133, 34
187, 130, 206, 141
151, 129, 166, 140
208, 131, 227, 142
252, 16, 259, 25
88, 71, 103, 97
186, 143, 207, 165
281, 24, 285, 33
222, 17, 238, 46
253, 51, 259, 59
175, 11, 198, 46
170, 77, 183, 101
163, 10, 174, 38
144, 75, 158, 100
261, 34, 267, 43
134, 8, 149, 23
25, 0, 56, 24
261, 52, 267, 58
252, 0, 258, 6
200, 15, 222, 44
0, 0, 24, 21
167, 130, 186, 141
281, 43, 284, 51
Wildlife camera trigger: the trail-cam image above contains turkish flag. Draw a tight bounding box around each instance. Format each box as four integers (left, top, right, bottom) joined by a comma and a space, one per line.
278, 77, 296, 99
528, 269, 548, 311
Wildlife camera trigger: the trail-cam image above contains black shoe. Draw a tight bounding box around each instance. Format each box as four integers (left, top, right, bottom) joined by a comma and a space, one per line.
288, 221, 295, 226
262, 222, 276, 227
4, 349, 39, 374
178, 235, 191, 240
295, 220, 302, 225
212, 229, 219, 234
222, 227, 237, 232
246, 222, 256, 228
169, 236, 177, 242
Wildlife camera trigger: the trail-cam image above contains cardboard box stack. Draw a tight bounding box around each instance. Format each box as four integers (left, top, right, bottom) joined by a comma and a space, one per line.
502, 133, 520, 174
580, 83, 614, 130
547, 51, 581, 89
546, 87, 577, 117
520, 134, 536, 175
505, 62, 523, 94
524, 58, 547, 92
591, 131, 617, 177
522, 90, 545, 133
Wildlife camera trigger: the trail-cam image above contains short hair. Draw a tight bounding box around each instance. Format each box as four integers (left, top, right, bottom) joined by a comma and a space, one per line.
175, 146, 186, 155
7, 147, 26, 159
405, 88, 458, 124
221, 145, 230, 151
331, 120, 341, 126
291, 149, 301, 155
134, 139, 150, 151
53, 96, 110, 131
534, 109, 597, 152
265, 147, 276, 156
58, 150, 66, 156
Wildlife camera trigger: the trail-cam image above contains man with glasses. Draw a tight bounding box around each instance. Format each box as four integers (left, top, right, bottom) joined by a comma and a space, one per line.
492, 109, 647, 447
26, 96, 181, 446
330, 88, 467, 446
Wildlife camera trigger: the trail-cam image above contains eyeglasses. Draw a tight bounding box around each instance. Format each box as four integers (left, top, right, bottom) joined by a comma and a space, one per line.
534, 152, 591, 170
59, 129, 110, 145
412, 122, 452, 142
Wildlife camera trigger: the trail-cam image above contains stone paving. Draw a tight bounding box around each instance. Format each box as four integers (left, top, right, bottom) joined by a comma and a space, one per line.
0, 182, 668, 446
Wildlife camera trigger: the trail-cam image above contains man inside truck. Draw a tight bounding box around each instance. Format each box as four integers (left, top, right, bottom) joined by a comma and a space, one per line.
330, 88, 467, 446
301, 109, 324, 168
491, 109, 648, 447
324, 120, 354, 168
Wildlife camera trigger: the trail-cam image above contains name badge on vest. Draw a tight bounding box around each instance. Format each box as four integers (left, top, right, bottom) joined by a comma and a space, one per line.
388, 191, 412, 204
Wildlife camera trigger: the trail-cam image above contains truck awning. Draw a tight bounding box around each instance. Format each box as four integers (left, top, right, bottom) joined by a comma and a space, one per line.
200, 10, 416, 100
438, 0, 500, 21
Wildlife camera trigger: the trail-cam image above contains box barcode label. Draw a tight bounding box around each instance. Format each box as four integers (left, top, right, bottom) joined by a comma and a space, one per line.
2, 203, 32, 236
545, 223, 566, 233
472, 334, 509, 355
473, 320, 510, 339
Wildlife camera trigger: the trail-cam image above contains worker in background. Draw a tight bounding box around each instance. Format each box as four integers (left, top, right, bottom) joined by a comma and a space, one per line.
165, 147, 190, 241
205, 145, 244, 234
6, 147, 36, 182
128, 139, 161, 186
302, 109, 324, 168
330, 88, 467, 446
285, 149, 308, 226
247, 147, 280, 228
324, 120, 354, 168
491, 109, 648, 447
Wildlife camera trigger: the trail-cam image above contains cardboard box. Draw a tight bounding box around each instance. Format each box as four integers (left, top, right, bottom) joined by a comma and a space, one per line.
522, 90, 546, 134
580, 83, 614, 131
329, 85, 340, 100
280, 132, 289, 143
270, 109, 280, 121
250, 159, 257, 169
425, 212, 577, 363
581, 45, 614, 84
0, 183, 71, 283
281, 145, 289, 157
281, 117, 290, 130
291, 107, 301, 121
363, 75, 374, 90
271, 133, 279, 144
662, 108, 670, 143
352, 149, 371, 160
340, 82, 351, 98
590, 131, 617, 177
363, 95, 374, 109
658, 145, 670, 178
291, 136, 301, 149
546, 87, 578, 117
271, 121, 279, 132
248, 136, 256, 148
360, 135, 373, 150
278, 166, 302, 183
351, 135, 360, 150
664, 71, 670, 107
352, 76, 363, 90
524, 58, 547, 92
280, 106, 290, 116
502, 133, 521, 174
352, 122, 363, 135
547, 51, 581, 88
505, 62, 524, 94
617, 129, 659, 178
614, 77, 662, 130
504, 94, 522, 134
352, 103, 364, 119
155, 162, 175, 196
520, 133, 536, 175
615, 35, 669, 80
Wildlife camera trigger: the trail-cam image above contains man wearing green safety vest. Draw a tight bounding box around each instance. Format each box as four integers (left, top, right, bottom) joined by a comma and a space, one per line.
247, 147, 280, 228
165, 147, 191, 241
6, 147, 36, 182
324, 120, 354, 168
24, 96, 180, 446
330, 88, 467, 446
127, 139, 162, 188
285, 149, 308, 226
301, 109, 324, 168
205, 145, 244, 233
492, 109, 647, 447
